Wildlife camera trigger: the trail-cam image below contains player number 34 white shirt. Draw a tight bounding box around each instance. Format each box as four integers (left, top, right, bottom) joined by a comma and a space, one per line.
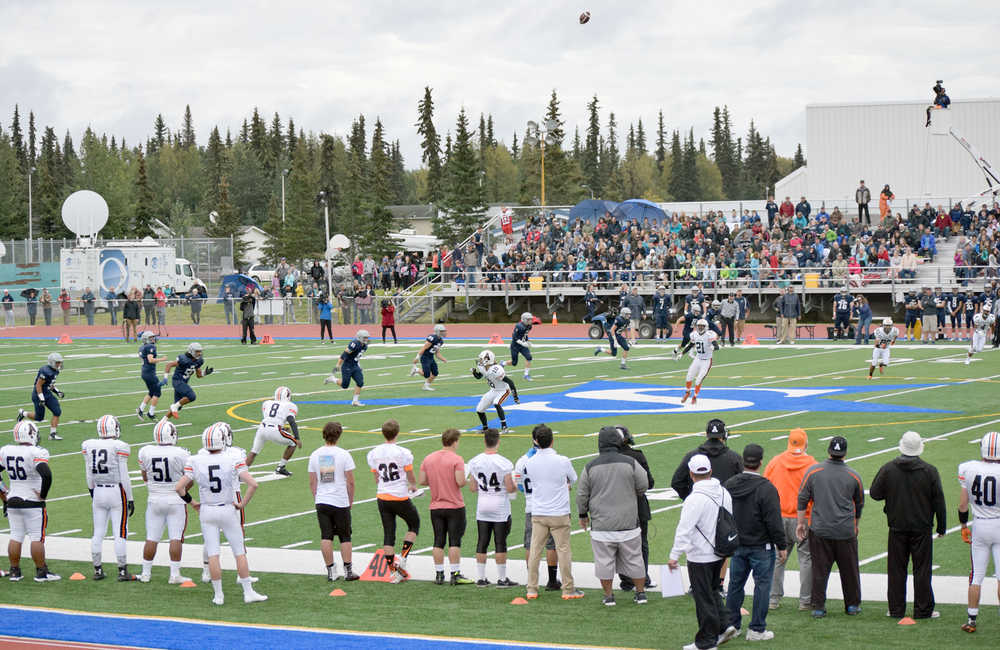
467, 451, 514, 522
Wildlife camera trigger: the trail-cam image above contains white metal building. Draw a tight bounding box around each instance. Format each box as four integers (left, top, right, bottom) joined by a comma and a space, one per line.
776, 98, 1000, 204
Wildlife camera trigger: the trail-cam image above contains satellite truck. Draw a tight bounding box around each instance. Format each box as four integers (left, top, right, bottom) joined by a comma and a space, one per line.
57, 190, 202, 301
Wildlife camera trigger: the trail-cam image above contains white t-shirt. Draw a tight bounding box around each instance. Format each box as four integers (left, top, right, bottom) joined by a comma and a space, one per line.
874, 326, 898, 348
138, 444, 190, 500
81, 438, 131, 486
184, 451, 245, 507
959, 459, 1000, 520
690, 329, 718, 361
468, 451, 514, 522
522, 448, 577, 517
308, 444, 356, 508
260, 399, 298, 427
366, 442, 413, 500
0, 444, 49, 501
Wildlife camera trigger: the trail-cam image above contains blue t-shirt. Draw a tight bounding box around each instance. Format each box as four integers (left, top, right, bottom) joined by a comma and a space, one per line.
512, 322, 531, 344
139, 343, 158, 375
341, 339, 367, 366
172, 353, 204, 384
421, 334, 443, 359
35, 365, 59, 394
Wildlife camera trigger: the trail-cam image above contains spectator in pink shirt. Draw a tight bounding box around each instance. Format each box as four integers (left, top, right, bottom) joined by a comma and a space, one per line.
420, 429, 472, 585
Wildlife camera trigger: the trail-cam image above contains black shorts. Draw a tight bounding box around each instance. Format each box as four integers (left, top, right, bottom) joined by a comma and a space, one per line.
430, 507, 467, 548
316, 503, 352, 542
476, 516, 512, 554
377, 498, 420, 547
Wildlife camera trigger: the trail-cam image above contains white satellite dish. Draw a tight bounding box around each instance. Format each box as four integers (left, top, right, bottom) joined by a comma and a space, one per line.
62, 190, 109, 238
0, 241, 6, 259
209, 211, 219, 225
326, 233, 351, 258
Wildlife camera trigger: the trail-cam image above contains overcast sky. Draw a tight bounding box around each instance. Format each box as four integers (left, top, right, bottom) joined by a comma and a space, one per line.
2, 0, 996, 167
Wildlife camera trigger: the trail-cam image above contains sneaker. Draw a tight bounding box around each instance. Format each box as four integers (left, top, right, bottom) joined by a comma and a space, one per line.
962, 620, 977, 633
167, 574, 190, 585
633, 591, 647, 605
845, 605, 862, 615
434, 571, 445, 585
94, 566, 106, 581
545, 579, 562, 591
915, 611, 941, 619
594, 347, 602, 356
274, 466, 292, 477
389, 569, 409, 584
812, 609, 827, 618
118, 567, 137, 582
746, 629, 775, 641
49, 432, 63, 441
34, 568, 61, 582
9, 567, 22, 581
718, 625, 739, 644
602, 594, 616, 607
343, 571, 360, 581
422, 384, 435, 391
138, 573, 151, 583
243, 589, 268, 603
523, 374, 532, 381
561, 589, 584, 600
352, 401, 365, 407
495, 577, 518, 588
323, 375, 335, 385
500, 427, 513, 435
16, 409, 26, 422
798, 602, 812, 611
451, 572, 473, 585
768, 601, 780, 610
327, 566, 339, 582
212, 595, 225, 606
135, 407, 146, 420
408, 365, 419, 377
476, 578, 491, 587
526, 591, 538, 600
619, 363, 627, 370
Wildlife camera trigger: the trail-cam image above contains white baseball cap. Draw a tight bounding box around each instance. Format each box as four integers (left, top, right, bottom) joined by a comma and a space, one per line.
688, 454, 711, 475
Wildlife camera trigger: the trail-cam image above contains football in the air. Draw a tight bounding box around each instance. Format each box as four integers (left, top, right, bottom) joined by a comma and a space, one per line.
579, 11, 590, 24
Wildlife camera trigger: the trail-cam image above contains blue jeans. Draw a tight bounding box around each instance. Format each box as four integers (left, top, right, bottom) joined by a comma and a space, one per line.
726, 546, 776, 633
855, 316, 872, 344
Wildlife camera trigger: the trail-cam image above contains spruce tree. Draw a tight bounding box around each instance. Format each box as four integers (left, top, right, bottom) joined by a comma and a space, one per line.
151, 114, 167, 153
583, 95, 602, 196
668, 130, 684, 200
437, 107, 485, 245
655, 110, 666, 173
281, 137, 322, 263
486, 115, 495, 148
416, 87, 443, 203
181, 105, 196, 149
0, 128, 27, 237
636, 118, 647, 153
28, 111, 37, 167
286, 118, 297, 160
10, 105, 26, 172
793, 143, 805, 169
133, 146, 155, 237
683, 129, 701, 200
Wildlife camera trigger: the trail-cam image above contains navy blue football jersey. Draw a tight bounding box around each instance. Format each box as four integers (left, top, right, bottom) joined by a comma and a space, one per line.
172, 353, 204, 383
35, 365, 59, 393
341, 339, 367, 366
512, 322, 531, 344
834, 294, 854, 313
421, 334, 443, 358
139, 343, 158, 374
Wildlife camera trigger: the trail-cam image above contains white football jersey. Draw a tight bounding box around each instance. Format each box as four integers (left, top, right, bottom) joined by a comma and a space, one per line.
973, 313, 996, 332
874, 326, 898, 348
959, 460, 1000, 520
0, 444, 49, 501
184, 451, 245, 507
485, 364, 506, 391
81, 438, 130, 486
260, 399, 298, 427
366, 442, 413, 500
690, 329, 718, 360
468, 451, 514, 522
138, 444, 190, 499
514, 452, 535, 513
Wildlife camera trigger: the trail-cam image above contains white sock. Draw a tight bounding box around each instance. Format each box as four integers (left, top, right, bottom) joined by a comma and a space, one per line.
238, 576, 255, 595
138, 401, 146, 411
171, 402, 180, 412
169, 560, 180, 577
212, 579, 223, 598
434, 564, 444, 573
148, 405, 156, 416
498, 563, 507, 580
142, 559, 153, 576
448, 563, 457, 574
277, 459, 286, 469
477, 562, 486, 580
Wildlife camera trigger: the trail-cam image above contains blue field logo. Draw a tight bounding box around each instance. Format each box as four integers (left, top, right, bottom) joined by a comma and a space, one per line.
302, 380, 957, 425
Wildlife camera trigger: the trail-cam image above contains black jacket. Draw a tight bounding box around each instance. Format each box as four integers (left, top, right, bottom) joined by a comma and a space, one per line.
671, 439, 743, 500
724, 471, 786, 550
869, 455, 946, 535
619, 445, 654, 521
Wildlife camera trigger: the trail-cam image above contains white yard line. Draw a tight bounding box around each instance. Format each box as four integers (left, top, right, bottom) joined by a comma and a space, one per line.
850, 418, 1000, 463
280, 540, 312, 549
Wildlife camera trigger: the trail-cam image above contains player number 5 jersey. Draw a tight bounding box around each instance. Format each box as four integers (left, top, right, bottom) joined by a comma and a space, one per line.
366, 442, 413, 500
185, 452, 244, 507
81, 438, 130, 485
690, 330, 718, 360
0, 444, 49, 501
959, 459, 1000, 520
260, 399, 298, 427
874, 326, 898, 348
138, 445, 191, 499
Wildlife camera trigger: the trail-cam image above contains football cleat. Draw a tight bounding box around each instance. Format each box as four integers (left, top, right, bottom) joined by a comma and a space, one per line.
690, 395, 698, 405
244, 590, 268, 603
352, 400, 365, 407
344, 571, 360, 581
594, 347, 602, 356
167, 574, 191, 585
422, 383, 435, 391
16, 409, 26, 422
390, 568, 409, 584
962, 620, 976, 633
526, 592, 539, 600
138, 573, 151, 583
620, 362, 627, 370
681, 391, 690, 404
8, 567, 23, 581
118, 568, 137, 582
500, 427, 513, 435
94, 566, 106, 581
495, 577, 518, 588
202, 569, 211, 583
523, 374, 532, 381
434, 571, 445, 585
274, 466, 292, 477
476, 578, 491, 587
212, 595, 224, 606
49, 432, 63, 441
135, 407, 146, 421
561, 589, 585, 600
323, 375, 336, 385
34, 568, 61, 582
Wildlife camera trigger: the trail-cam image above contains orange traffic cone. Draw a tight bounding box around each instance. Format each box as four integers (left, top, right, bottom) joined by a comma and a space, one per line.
488, 334, 503, 344
57, 334, 73, 344
898, 617, 916, 626
329, 588, 347, 597
510, 597, 529, 605
260, 335, 274, 344
743, 334, 759, 345
179, 580, 197, 588
69, 572, 86, 581
551, 312, 558, 325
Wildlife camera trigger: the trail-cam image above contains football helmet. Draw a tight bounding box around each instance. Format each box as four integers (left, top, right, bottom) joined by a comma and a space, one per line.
711, 300, 721, 310
153, 418, 178, 445
213, 421, 234, 447
477, 349, 496, 367
982, 431, 1000, 461
274, 386, 292, 402
696, 318, 709, 333
356, 329, 370, 343
691, 303, 702, 316
620, 307, 632, 319
47, 352, 63, 371
520, 312, 533, 325
882, 317, 893, 327
140, 331, 157, 344
187, 342, 204, 359
13, 420, 39, 445
202, 424, 226, 451
96, 414, 120, 439
434, 323, 447, 336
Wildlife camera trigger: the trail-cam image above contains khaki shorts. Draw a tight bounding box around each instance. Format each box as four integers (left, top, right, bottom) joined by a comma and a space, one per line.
591, 534, 644, 580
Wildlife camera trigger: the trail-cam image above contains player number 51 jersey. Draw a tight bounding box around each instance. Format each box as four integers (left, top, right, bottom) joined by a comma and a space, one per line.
874, 326, 898, 348
959, 459, 1000, 520
260, 399, 298, 427
138, 445, 191, 499
81, 438, 130, 485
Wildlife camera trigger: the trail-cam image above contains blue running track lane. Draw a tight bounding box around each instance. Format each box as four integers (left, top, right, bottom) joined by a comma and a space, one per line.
0, 605, 612, 650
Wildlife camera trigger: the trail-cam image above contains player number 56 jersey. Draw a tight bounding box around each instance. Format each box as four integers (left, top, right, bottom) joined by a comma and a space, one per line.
184, 452, 244, 507
260, 399, 298, 427
138, 445, 191, 499
0, 444, 49, 501
690, 329, 718, 360
874, 326, 898, 348
81, 438, 130, 485
366, 442, 413, 500
959, 459, 1000, 520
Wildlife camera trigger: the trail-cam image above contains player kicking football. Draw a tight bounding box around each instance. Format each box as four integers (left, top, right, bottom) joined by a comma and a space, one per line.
137, 418, 192, 584
246, 386, 301, 476
958, 431, 1000, 633
966, 311, 996, 365
163, 342, 214, 419
82, 415, 136, 581
594, 307, 631, 370
136, 331, 167, 420
869, 317, 898, 379
176, 424, 266, 605
410, 323, 448, 390
473, 350, 520, 433
325, 329, 368, 406
675, 318, 717, 405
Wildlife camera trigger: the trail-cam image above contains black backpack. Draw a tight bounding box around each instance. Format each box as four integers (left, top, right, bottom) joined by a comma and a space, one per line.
696, 494, 740, 557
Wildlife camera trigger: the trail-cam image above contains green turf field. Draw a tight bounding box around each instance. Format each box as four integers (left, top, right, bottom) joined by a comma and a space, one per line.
0, 336, 997, 647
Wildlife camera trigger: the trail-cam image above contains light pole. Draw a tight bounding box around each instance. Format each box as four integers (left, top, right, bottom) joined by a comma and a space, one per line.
281, 168, 290, 224
581, 183, 594, 199
318, 191, 333, 303
27, 166, 35, 263
524, 120, 559, 208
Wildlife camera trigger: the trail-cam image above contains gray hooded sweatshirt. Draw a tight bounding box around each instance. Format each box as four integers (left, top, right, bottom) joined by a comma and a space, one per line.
576, 428, 649, 533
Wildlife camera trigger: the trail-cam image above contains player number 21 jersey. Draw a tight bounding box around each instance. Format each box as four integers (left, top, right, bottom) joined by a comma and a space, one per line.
690, 330, 718, 360
959, 459, 1000, 520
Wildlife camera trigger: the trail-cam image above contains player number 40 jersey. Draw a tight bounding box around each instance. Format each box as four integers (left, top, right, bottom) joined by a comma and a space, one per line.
959, 459, 1000, 520
690, 329, 718, 360
874, 326, 898, 348
260, 399, 298, 427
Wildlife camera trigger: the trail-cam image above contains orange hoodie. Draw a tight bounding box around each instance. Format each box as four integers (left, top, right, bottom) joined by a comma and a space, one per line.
764, 449, 817, 519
